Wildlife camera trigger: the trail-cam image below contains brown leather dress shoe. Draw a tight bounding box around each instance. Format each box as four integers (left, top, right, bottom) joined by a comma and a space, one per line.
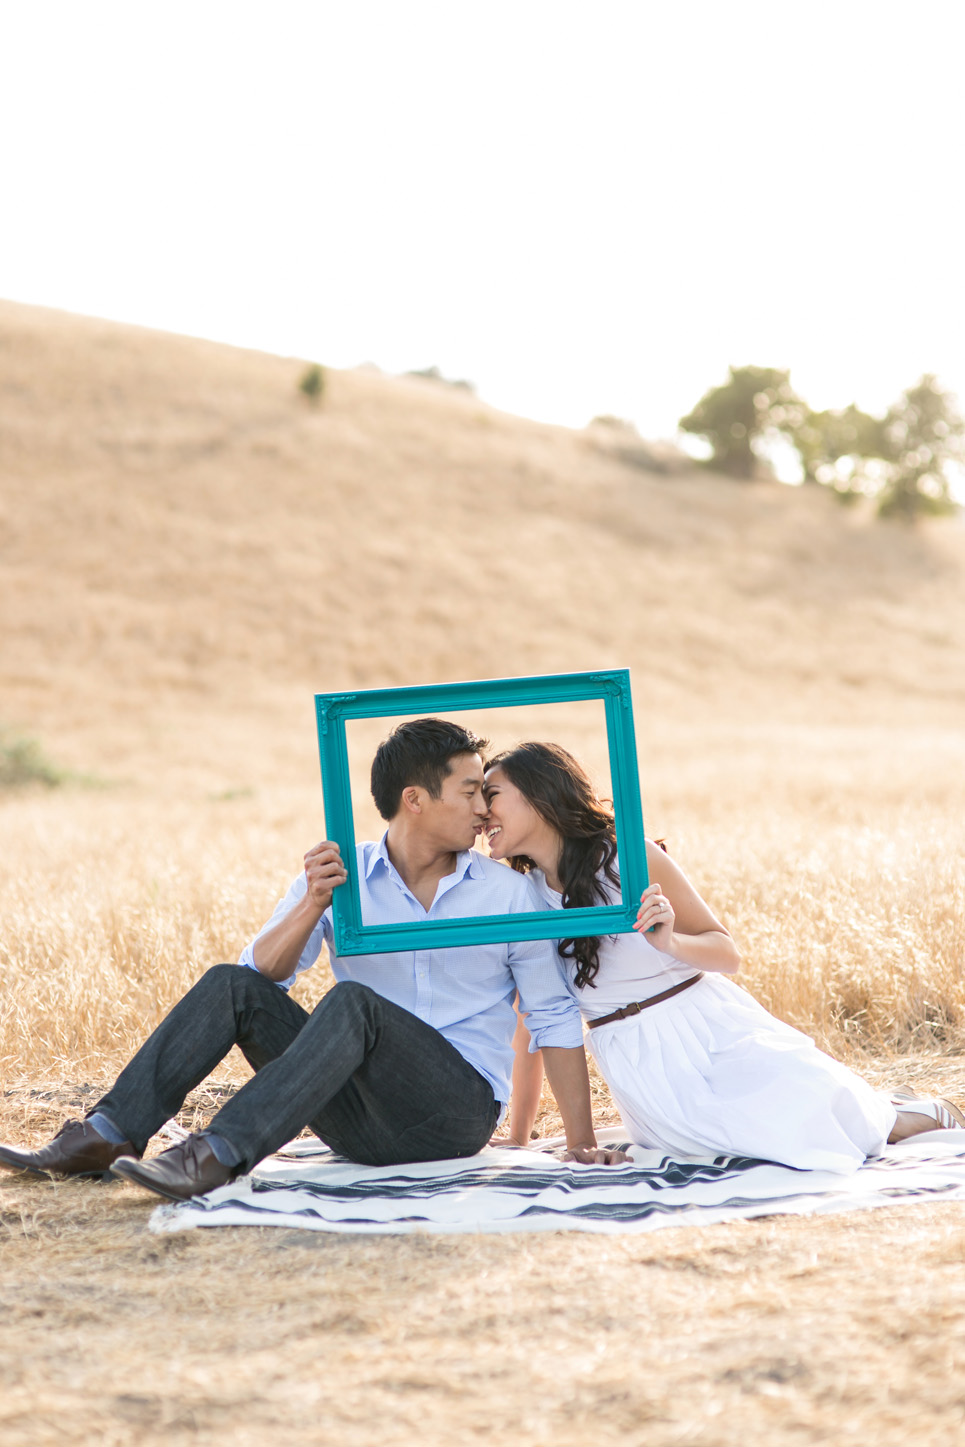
0, 1118, 139, 1180
110, 1134, 237, 1202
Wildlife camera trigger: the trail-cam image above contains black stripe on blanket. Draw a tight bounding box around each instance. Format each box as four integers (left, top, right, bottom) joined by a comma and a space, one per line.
245, 1153, 770, 1200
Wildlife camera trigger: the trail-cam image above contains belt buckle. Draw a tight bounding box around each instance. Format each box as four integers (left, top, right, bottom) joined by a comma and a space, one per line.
625, 1000, 643, 1017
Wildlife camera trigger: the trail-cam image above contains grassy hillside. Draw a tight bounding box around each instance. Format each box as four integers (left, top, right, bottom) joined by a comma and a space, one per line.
3, 297, 965, 810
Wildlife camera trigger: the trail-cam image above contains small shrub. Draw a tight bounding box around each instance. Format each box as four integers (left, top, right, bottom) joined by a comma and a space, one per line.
0, 730, 64, 790
298, 363, 325, 406
589, 415, 638, 432
405, 365, 475, 393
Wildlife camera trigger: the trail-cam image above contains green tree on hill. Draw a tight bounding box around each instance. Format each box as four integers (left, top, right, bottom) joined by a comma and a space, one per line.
876, 375, 963, 520
680, 366, 962, 519
678, 365, 807, 479
788, 402, 886, 497
789, 377, 964, 518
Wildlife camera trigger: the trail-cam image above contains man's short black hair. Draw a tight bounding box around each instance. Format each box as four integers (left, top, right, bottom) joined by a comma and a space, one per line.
370, 717, 490, 821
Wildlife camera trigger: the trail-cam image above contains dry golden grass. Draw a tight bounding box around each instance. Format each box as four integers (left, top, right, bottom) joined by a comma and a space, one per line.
3, 299, 965, 1444
3, 758, 965, 1081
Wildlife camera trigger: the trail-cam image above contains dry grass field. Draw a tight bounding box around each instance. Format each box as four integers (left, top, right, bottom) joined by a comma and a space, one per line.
3, 298, 965, 1444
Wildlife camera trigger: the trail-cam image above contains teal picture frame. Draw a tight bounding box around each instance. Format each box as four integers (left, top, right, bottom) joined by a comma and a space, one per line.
314, 669, 648, 956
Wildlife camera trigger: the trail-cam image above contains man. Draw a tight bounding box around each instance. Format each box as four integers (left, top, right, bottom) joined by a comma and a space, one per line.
0, 718, 617, 1201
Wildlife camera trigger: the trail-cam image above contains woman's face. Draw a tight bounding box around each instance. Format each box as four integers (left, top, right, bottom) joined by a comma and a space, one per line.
483, 765, 552, 862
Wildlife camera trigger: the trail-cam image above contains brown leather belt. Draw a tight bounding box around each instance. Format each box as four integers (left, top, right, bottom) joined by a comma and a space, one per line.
586, 973, 704, 1029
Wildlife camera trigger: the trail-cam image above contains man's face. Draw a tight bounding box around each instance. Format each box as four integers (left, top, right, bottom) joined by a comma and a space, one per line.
415, 752, 488, 852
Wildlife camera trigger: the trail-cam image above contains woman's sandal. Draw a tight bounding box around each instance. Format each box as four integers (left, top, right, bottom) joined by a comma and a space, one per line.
891, 1087, 965, 1130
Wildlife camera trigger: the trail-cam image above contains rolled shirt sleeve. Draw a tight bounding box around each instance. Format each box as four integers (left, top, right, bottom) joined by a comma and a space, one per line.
504, 876, 583, 1052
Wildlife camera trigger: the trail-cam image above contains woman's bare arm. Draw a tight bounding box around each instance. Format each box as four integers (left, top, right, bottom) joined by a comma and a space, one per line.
633, 839, 740, 974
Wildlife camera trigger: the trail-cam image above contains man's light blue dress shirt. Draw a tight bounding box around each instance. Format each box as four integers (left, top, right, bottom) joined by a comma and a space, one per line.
238, 835, 582, 1105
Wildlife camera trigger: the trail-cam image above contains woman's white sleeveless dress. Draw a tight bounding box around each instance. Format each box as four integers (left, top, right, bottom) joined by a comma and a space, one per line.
529, 871, 895, 1173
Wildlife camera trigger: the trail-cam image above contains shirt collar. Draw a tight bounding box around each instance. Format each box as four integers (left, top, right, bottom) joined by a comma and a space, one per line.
365, 832, 393, 880
464, 848, 487, 881
366, 832, 485, 886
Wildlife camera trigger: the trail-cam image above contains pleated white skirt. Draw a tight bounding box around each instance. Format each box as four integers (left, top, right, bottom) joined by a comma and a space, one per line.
586, 973, 896, 1173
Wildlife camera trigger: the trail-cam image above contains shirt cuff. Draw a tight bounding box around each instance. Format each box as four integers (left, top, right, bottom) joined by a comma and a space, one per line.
526, 1018, 585, 1051
235, 951, 293, 991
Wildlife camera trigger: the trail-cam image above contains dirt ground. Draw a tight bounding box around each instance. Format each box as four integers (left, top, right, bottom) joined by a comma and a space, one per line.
3, 1064, 965, 1447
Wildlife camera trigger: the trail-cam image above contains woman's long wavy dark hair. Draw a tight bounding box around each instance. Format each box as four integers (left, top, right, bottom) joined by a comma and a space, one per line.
486, 742, 619, 989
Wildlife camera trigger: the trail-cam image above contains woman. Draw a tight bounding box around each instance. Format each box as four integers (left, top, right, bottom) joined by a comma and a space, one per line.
484, 742, 964, 1172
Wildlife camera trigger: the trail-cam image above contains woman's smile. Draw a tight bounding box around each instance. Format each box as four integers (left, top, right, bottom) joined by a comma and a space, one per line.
483, 764, 557, 868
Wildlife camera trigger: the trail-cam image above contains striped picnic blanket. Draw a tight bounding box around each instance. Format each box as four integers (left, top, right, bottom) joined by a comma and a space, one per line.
149, 1127, 965, 1235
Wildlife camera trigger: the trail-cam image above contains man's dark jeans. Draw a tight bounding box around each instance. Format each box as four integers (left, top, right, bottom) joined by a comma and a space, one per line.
94, 965, 499, 1172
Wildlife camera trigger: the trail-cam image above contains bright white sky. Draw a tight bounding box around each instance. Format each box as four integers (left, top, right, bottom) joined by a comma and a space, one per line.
1, 1, 963, 455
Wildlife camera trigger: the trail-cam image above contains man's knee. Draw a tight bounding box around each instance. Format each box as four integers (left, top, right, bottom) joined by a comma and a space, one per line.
315, 980, 383, 1022
197, 962, 274, 999
326, 980, 381, 1007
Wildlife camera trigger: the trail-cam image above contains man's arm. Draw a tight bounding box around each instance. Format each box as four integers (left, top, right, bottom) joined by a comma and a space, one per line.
541, 1047, 626, 1165
252, 842, 347, 983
